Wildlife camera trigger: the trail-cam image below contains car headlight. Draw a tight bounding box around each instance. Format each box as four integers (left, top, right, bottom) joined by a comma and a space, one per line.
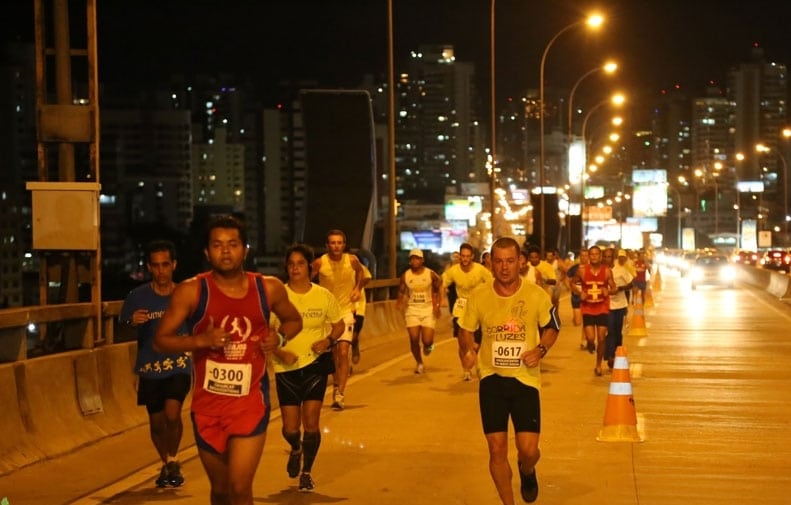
720, 266, 736, 280
690, 267, 704, 281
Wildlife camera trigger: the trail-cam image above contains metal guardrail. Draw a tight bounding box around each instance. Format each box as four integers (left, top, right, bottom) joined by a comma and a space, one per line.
0, 278, 400, 363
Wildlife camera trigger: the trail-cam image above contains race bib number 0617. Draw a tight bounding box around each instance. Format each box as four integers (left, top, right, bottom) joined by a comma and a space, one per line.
491, 342, 522, 368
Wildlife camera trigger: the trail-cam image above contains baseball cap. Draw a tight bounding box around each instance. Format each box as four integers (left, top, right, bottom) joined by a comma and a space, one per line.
617, 249, 627, 257
408, 248, 424, 258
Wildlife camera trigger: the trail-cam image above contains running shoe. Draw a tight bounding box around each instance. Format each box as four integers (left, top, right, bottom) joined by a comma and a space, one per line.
423, 343, 434, 356
462, 370, 472, 381
155, 464, 170, 488
331, 392, 345, 410
351, 341, 361, 364
414, 363, 424, 374
298, 472, 315, 492
518, 464, 538, 503
287, 448, 302, 478
166, 461, 184, 487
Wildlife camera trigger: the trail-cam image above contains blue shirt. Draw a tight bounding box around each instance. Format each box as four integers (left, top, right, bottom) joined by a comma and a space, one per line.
120, 283, 191, 379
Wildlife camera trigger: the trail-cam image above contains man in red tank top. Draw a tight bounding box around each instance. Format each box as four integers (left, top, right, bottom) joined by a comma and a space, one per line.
570, 245, 616, 376
155, 215, 302, 505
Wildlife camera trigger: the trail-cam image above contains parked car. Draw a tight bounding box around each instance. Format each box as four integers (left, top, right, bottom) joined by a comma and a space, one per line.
690, 254, 735, 289
760, 249, 791, 272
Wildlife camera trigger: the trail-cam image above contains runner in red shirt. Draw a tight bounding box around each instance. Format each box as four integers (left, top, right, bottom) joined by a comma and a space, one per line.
570, 246, 616, 376
155, 215, 302, 505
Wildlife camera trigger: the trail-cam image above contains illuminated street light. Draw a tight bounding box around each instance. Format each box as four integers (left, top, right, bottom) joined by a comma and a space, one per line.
579, 92, 625, 249
539, 12, 604, 252
567, 60, 618, 142
580, 94, 626, 143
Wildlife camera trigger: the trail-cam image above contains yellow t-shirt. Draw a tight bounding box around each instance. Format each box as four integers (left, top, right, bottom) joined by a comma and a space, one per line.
271, 283, 342, 373
459, 279, 553, 389
442, 262, 493, 318
534, 260, 556, 281
318, 253, 357, 314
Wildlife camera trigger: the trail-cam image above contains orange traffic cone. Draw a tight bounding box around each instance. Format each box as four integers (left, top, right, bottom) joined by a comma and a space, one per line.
597, 346, 643, 442
644, 285, 655, 308
628, 293, 647, 336
652, 267, 663, 292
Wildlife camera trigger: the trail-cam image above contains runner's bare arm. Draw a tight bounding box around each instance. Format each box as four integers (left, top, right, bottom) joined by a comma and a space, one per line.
264, 276, 302, 351
154, 279, 221, 352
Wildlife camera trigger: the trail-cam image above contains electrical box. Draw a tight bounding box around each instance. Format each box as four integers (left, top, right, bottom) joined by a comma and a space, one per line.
26, 182, 100, 250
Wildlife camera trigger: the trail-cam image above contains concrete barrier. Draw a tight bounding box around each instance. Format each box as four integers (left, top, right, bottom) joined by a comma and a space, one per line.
0, 364, 46, 474
0, 300, 424, 476
738, 265, 791, 298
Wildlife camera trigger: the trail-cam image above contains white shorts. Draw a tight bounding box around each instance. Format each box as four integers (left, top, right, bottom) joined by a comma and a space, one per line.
405, 312, 436, 329
338, 312, 355, 343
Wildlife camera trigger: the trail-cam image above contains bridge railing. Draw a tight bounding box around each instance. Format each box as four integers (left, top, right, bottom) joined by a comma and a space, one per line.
0, 278, 400, 363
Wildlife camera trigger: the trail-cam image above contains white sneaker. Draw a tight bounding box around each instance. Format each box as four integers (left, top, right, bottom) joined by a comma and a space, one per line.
463, 370, 472, 381
414, 363, 424, 374
331, 392, 344, 411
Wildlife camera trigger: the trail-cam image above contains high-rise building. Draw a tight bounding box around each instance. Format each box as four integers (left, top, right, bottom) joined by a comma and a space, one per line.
98, 108, 193, 293
690, 83, 735, 235
649, 85, 693, 180
728, 45, 788, 234
261, 100, 307, 256
0, 42, 37, 307
395, 45, 483, 203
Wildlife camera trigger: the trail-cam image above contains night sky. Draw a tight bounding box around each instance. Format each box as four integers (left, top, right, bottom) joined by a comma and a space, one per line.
5, 0, 791, 120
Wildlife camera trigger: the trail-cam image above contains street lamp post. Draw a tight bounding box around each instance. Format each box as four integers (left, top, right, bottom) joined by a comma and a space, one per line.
579, 93, 625, 250
386, 0, 397, 278
539, 13, 603, 252
667, 184, 682, 248
714, 174, 719, 235
567, 62, 616, 234
489, 0, 497, 245
781, 154, 788, 238
580, 163, 595, 250
567, 61, 617, 144
735, 189, 741, 248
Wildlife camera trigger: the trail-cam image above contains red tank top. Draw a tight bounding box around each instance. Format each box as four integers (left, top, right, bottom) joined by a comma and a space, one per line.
580, 264, 610, 315
635, 260, 648, 282
188, 272, 271, 417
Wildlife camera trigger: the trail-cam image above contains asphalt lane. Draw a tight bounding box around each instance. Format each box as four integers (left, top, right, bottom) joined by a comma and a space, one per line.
5, 269, 791, 504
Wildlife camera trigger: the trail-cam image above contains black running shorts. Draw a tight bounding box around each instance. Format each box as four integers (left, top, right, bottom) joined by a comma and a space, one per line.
137, 373, 191, 415
275, 361, 330, 406
479, 374, 540, 434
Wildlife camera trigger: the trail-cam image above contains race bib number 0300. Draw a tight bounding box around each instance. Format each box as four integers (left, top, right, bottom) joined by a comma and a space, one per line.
491, 341, 522, 368
204, 359, 252, 397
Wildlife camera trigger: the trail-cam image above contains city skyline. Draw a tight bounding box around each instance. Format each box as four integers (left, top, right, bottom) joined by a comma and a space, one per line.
5, 1, 791, 113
